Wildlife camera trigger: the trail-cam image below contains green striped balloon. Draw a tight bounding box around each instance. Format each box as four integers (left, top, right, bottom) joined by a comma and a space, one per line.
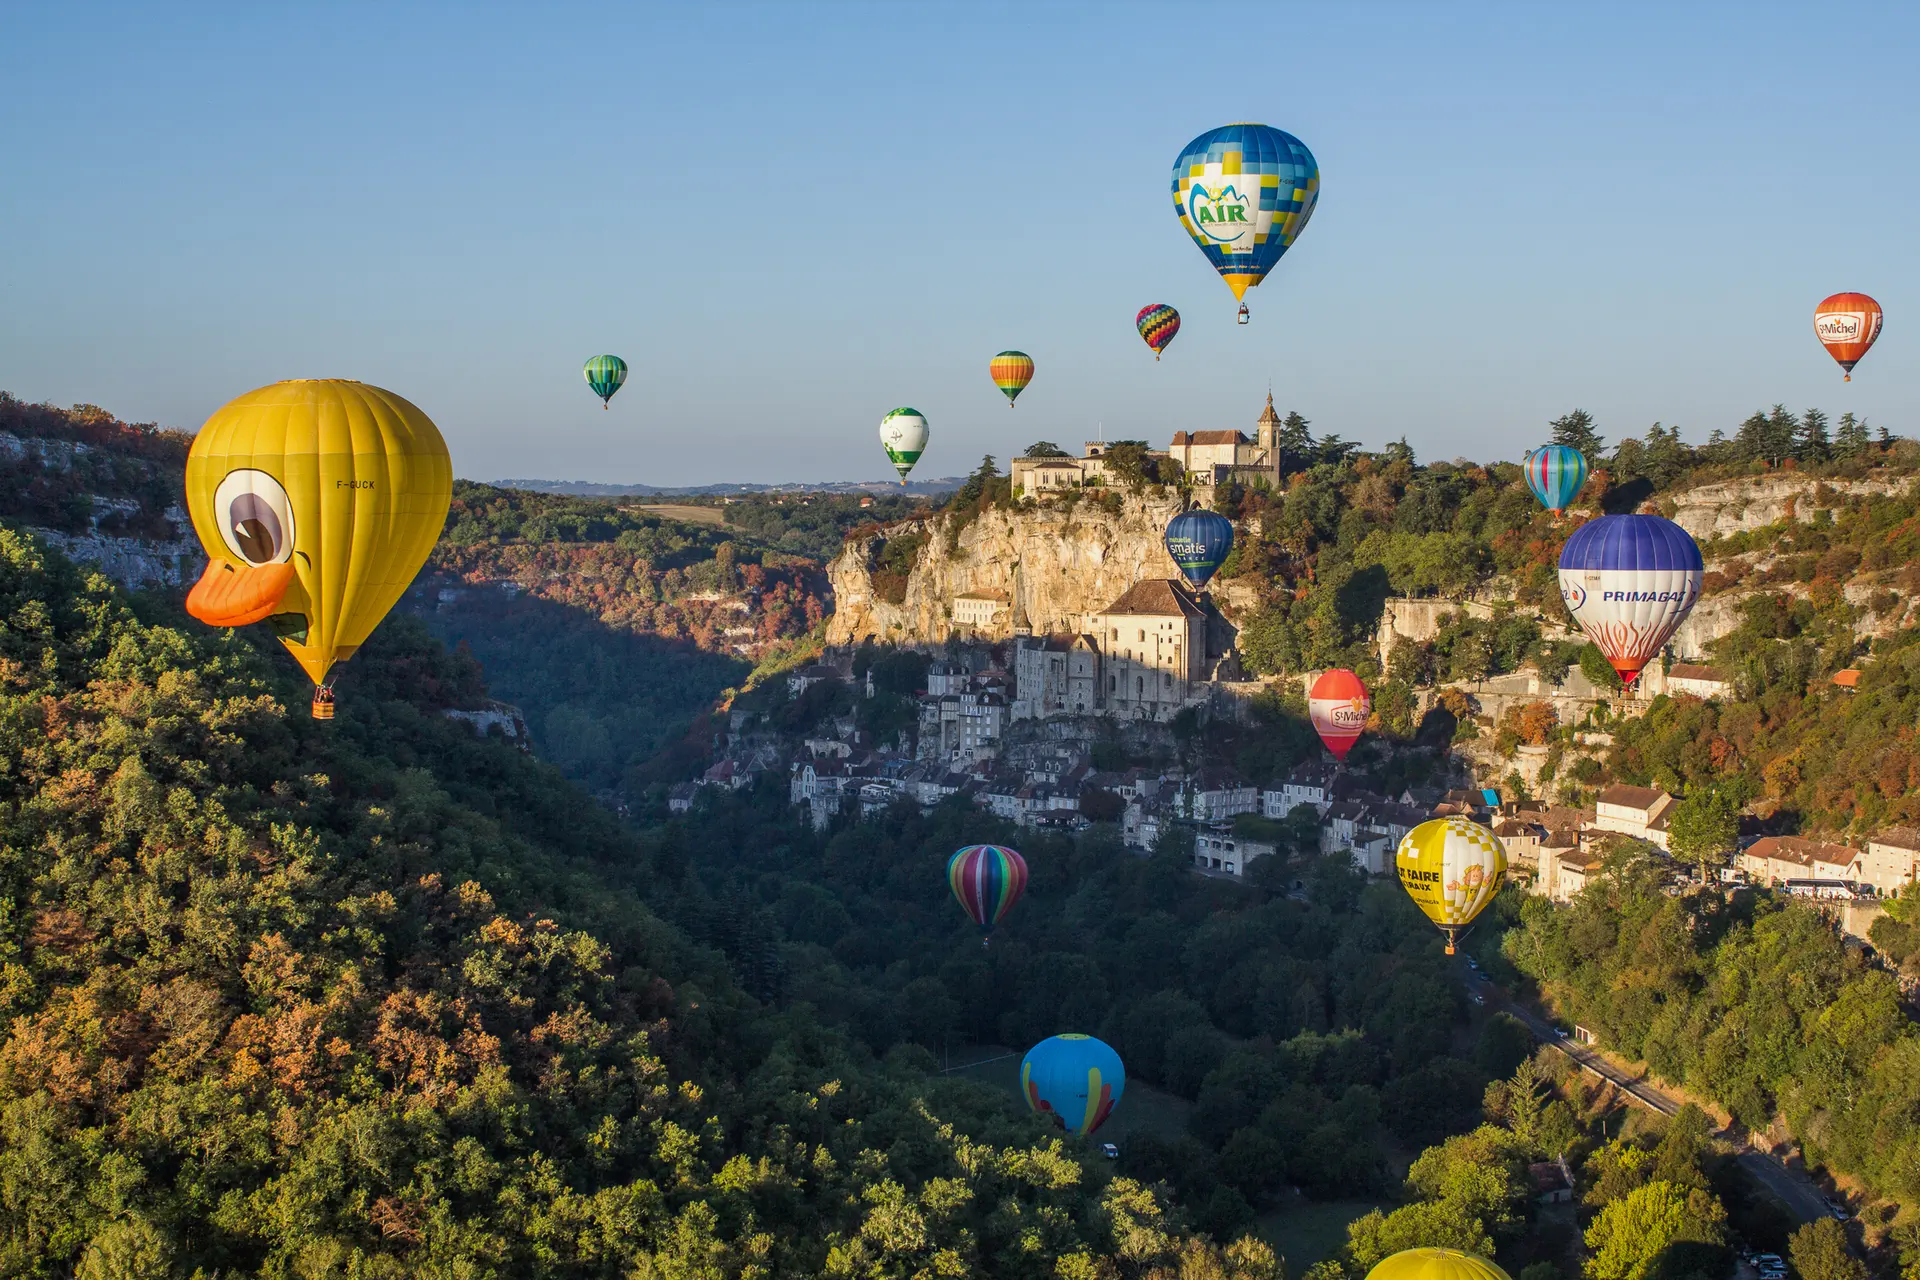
584, 355, 628, 408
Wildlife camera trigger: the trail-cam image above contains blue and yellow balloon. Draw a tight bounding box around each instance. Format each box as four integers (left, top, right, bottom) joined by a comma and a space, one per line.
1021, 1034, 1125, 1138
1172, 123, 1319, 321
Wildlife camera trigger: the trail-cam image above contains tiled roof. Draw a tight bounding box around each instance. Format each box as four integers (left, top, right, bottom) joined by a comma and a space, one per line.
1097, 578, 1207, 619
1598, 784, 1668, 811
1170, 430, 1250, 446
1833, 669, 1862, 689
1745, 835, 1858, 869
1669, 663, 1726, 682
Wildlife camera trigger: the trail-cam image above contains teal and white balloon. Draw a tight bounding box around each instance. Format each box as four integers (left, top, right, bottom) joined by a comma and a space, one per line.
879, 408, 929, 485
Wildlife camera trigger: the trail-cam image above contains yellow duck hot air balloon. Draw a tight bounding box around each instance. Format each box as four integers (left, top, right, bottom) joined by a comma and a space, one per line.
1396, 817, 1507, 955
1366, 1249, 1512, 1280
183, 380, 452, 719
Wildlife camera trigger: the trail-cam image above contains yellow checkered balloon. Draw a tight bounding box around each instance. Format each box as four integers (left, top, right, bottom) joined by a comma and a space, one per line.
1396, 817, 1506, 953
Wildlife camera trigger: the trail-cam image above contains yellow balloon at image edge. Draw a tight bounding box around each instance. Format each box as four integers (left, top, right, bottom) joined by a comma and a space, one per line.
184, 379, 452, 692
1365, 1248, 1513, 1280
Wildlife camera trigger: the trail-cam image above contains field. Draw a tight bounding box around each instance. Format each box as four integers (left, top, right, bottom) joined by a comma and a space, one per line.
1256, 1199, 1381, 1267
627, 503, 727, 526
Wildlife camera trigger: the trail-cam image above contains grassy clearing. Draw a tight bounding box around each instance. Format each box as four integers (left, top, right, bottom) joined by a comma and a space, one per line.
630, 504, 727, 526
1256, 1198, 1381, 1267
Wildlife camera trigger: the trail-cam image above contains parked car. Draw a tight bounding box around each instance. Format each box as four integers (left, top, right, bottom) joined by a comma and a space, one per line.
1101, 1143, 1119, 1160
1554, 1026, 1570, 1038
1469, 992, 1485, 1006
1466, 956, 1479, 970
1826, 1197, 1849, 1220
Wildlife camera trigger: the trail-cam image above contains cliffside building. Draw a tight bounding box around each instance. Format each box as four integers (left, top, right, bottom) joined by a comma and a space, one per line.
1169, 394, 1285, 491
1009, 396, 1287, 500
1089, 578, 1208, 721
1012, 634, 1101, 719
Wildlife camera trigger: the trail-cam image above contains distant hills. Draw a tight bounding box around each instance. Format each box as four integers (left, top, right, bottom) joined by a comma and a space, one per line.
494, 476, 964, 498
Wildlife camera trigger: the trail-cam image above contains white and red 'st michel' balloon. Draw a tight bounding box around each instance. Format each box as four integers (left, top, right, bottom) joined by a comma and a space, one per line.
1309, 668, 1371, 760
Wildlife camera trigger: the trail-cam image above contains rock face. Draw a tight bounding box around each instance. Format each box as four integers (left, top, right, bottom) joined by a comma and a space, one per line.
27, 526, 201, 590
1668, 474, 1908, 540
827, 493, 1189, 645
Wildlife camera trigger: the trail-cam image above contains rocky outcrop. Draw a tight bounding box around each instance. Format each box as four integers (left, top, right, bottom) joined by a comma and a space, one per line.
27, 527, 201, 590
1668, 474, 1910, 540
827, 493, 1190, 645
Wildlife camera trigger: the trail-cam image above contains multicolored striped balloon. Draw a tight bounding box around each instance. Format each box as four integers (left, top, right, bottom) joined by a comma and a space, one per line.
583, 355, 628, 408
948, 843, 1027, 932
1022, 1034, 1125, 1138
1136, 304, 1180, 360
989, 351, 1035, 406
1522, 444, 1589, 514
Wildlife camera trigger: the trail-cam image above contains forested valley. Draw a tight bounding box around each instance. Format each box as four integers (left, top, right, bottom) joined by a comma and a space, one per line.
7, 393, 1920, 1277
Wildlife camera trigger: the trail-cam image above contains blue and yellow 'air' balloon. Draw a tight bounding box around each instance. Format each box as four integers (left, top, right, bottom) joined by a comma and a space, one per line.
1172, 124, 1319, 319
1022, 1034, 1125, 1138
584, 355, 628, 408
1523, 445, 1589, 514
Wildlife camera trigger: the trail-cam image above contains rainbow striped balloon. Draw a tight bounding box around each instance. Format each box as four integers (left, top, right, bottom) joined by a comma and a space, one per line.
1135, 304, 1180, 360
989, 351, 1035, 406
1523, 444, 1589, 513
948, 844, 1028, 933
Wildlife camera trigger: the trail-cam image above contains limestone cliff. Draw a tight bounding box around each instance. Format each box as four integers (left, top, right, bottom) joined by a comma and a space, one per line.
1667, 473, 1909, 540
827, 493, 1193, 645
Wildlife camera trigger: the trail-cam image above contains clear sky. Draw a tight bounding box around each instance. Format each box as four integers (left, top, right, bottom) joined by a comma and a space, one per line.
2, 3, 1914, 486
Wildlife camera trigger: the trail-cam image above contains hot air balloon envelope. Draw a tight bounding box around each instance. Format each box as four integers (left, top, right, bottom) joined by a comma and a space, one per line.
1309, 669, 1371, 760
1524, 445, 1589, 513
1557, 514, 1703, 688
1396, 818, 1507, 954
1366, 1249, 1513, 1280
1814, 293, 1883, 380
184, 380, 453, 718
990, 351, 1035, 406
1136, 304, 1181, 360
1164, 509, 1233, 588
879, 408, 930, 484
584, 355, 628, 407
1172, 124, 1319, 307
1022, 1034, 1125, 1138
948, 844, 1028, 931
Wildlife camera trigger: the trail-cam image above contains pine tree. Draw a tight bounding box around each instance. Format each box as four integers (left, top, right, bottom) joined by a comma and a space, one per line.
1835, 412, 1870, 457
1733, 412, 1769, 462
1764, 404, 1800, 462
1277, 411, 1316, 471
1644, 423, 1691, 486
1550, 409, 1605, 463
1797, 408, 1831, 461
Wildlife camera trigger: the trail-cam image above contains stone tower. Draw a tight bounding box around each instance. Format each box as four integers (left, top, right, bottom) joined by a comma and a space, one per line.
1256, 391, 1281, 453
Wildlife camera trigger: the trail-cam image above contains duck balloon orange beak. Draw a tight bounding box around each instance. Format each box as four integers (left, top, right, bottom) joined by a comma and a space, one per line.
186, 559, 295, 627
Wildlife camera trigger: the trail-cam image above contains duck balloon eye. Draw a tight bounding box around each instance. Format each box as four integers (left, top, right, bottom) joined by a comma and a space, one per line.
212, 469, 296, 565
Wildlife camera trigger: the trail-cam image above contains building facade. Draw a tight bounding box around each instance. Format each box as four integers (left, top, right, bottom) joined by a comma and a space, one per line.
1087, 579, 1208, 721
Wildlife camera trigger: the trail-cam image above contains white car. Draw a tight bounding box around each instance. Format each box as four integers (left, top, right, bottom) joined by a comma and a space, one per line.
1469, 992, 1485, 1006
1101, 1143, 1120, 1160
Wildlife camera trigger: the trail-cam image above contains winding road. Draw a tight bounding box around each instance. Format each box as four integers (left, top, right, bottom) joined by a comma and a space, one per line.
1466, 964, 1829, 1224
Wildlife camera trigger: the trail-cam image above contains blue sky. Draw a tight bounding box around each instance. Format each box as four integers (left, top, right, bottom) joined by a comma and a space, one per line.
2, 3, 1914, 486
